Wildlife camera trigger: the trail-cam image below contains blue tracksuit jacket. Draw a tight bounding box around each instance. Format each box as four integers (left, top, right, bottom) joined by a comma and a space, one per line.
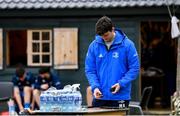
34, 72, 62, 90
12, 72, 35, 91
85, 28, 140, 100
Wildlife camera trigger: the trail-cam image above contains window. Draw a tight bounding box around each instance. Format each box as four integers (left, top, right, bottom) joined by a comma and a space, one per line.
3, 28, 78, 69
27, 30, 52, 66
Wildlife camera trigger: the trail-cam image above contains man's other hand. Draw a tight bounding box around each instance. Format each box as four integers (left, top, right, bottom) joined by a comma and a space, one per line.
111, 83, 120, 94
41, 84, 49, 90
93, 88, 103, 99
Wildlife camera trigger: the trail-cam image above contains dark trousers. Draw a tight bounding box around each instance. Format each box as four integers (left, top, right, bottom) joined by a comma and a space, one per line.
92, 99, 129, 108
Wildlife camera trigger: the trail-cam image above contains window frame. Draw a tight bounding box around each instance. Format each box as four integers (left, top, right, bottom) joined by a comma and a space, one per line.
27, 29, 52, 66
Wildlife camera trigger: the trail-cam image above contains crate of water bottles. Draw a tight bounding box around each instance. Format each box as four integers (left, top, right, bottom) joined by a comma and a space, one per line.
40, 84, 82, 112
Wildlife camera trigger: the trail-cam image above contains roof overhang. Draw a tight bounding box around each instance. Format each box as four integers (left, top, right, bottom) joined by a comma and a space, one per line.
0, 0, 179, 10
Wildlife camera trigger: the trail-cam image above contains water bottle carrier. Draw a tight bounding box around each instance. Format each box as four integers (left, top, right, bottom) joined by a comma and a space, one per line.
40, 84, 82, 112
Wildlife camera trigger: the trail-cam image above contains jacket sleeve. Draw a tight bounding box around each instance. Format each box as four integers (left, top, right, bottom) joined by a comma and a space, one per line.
12, 76, 18, 87
85, 43, 100, 93
51, 72, 62, 90
118, 40, 140, 88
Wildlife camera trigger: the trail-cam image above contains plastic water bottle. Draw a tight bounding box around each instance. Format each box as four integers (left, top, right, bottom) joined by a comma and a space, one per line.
64, 91, 70, 112
68, 92, 74, 111
76, 90, 82, 111
40, 91, 47, 111
7, 99, 17, 116
49, 91, 56, 111
61, 85, 73, 112
61, 91, 67, 112
64, 91, 69, 112
57, 91, 62, 111
46, 92, 50, 111
72, 84, 82, 111
53, 92, 59, 111
44, 87, 57, 112
46, 91, 53, 112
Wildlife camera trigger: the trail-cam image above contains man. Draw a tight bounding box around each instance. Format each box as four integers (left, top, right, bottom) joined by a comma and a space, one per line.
85, 16, 140, 108
33, 67, 62, 108
12, 64, 35, 113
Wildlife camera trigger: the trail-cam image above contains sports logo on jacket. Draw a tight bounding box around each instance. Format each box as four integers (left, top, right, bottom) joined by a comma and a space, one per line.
98, 53, 103, 58
112, 52, 119, 58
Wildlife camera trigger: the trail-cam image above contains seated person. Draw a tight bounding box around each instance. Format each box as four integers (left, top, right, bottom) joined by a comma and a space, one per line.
33, 67, 62, 108
12, 64, 35, 113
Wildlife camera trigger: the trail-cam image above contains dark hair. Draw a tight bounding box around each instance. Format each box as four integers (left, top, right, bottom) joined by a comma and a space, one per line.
39, 67, 50, 74
95, 16, 114, 35
16, 64, 25, 77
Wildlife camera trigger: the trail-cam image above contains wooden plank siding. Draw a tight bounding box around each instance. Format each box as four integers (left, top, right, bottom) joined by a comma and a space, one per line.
54, 28, 78, 69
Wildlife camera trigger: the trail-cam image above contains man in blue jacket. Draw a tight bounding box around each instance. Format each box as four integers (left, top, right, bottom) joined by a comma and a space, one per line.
85, 16, 140, 108
33, 67, 62, 109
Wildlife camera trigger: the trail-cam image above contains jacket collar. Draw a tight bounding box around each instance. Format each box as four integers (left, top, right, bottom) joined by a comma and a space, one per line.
95, 28, 126, 45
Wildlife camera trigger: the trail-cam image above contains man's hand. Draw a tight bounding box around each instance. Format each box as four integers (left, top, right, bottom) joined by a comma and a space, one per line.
93, 88, 103, 99
111, 83, 120, 94
41, 84, 49, 90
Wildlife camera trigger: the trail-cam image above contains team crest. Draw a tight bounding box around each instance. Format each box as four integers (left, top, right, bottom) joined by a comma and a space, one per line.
112, 52, 119, 58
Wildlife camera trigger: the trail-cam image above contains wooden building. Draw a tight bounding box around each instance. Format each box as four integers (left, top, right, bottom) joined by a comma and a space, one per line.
0, 0, 180, 107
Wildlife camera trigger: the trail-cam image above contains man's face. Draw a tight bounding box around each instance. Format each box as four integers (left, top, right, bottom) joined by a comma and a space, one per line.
40, 73, 50, 79
101, 29, 115, 42
19, 73, 25, 81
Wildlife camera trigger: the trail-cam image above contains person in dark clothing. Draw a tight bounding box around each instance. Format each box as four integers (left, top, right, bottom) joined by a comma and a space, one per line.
33, 67, 62, 108
12, 64, 35, 113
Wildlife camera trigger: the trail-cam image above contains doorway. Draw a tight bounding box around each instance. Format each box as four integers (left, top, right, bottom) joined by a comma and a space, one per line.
6, 30, 27, 67
140, 21, 177, 109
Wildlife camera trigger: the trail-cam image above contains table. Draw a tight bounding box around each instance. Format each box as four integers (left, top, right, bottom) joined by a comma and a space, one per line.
32, 107, 128, 115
